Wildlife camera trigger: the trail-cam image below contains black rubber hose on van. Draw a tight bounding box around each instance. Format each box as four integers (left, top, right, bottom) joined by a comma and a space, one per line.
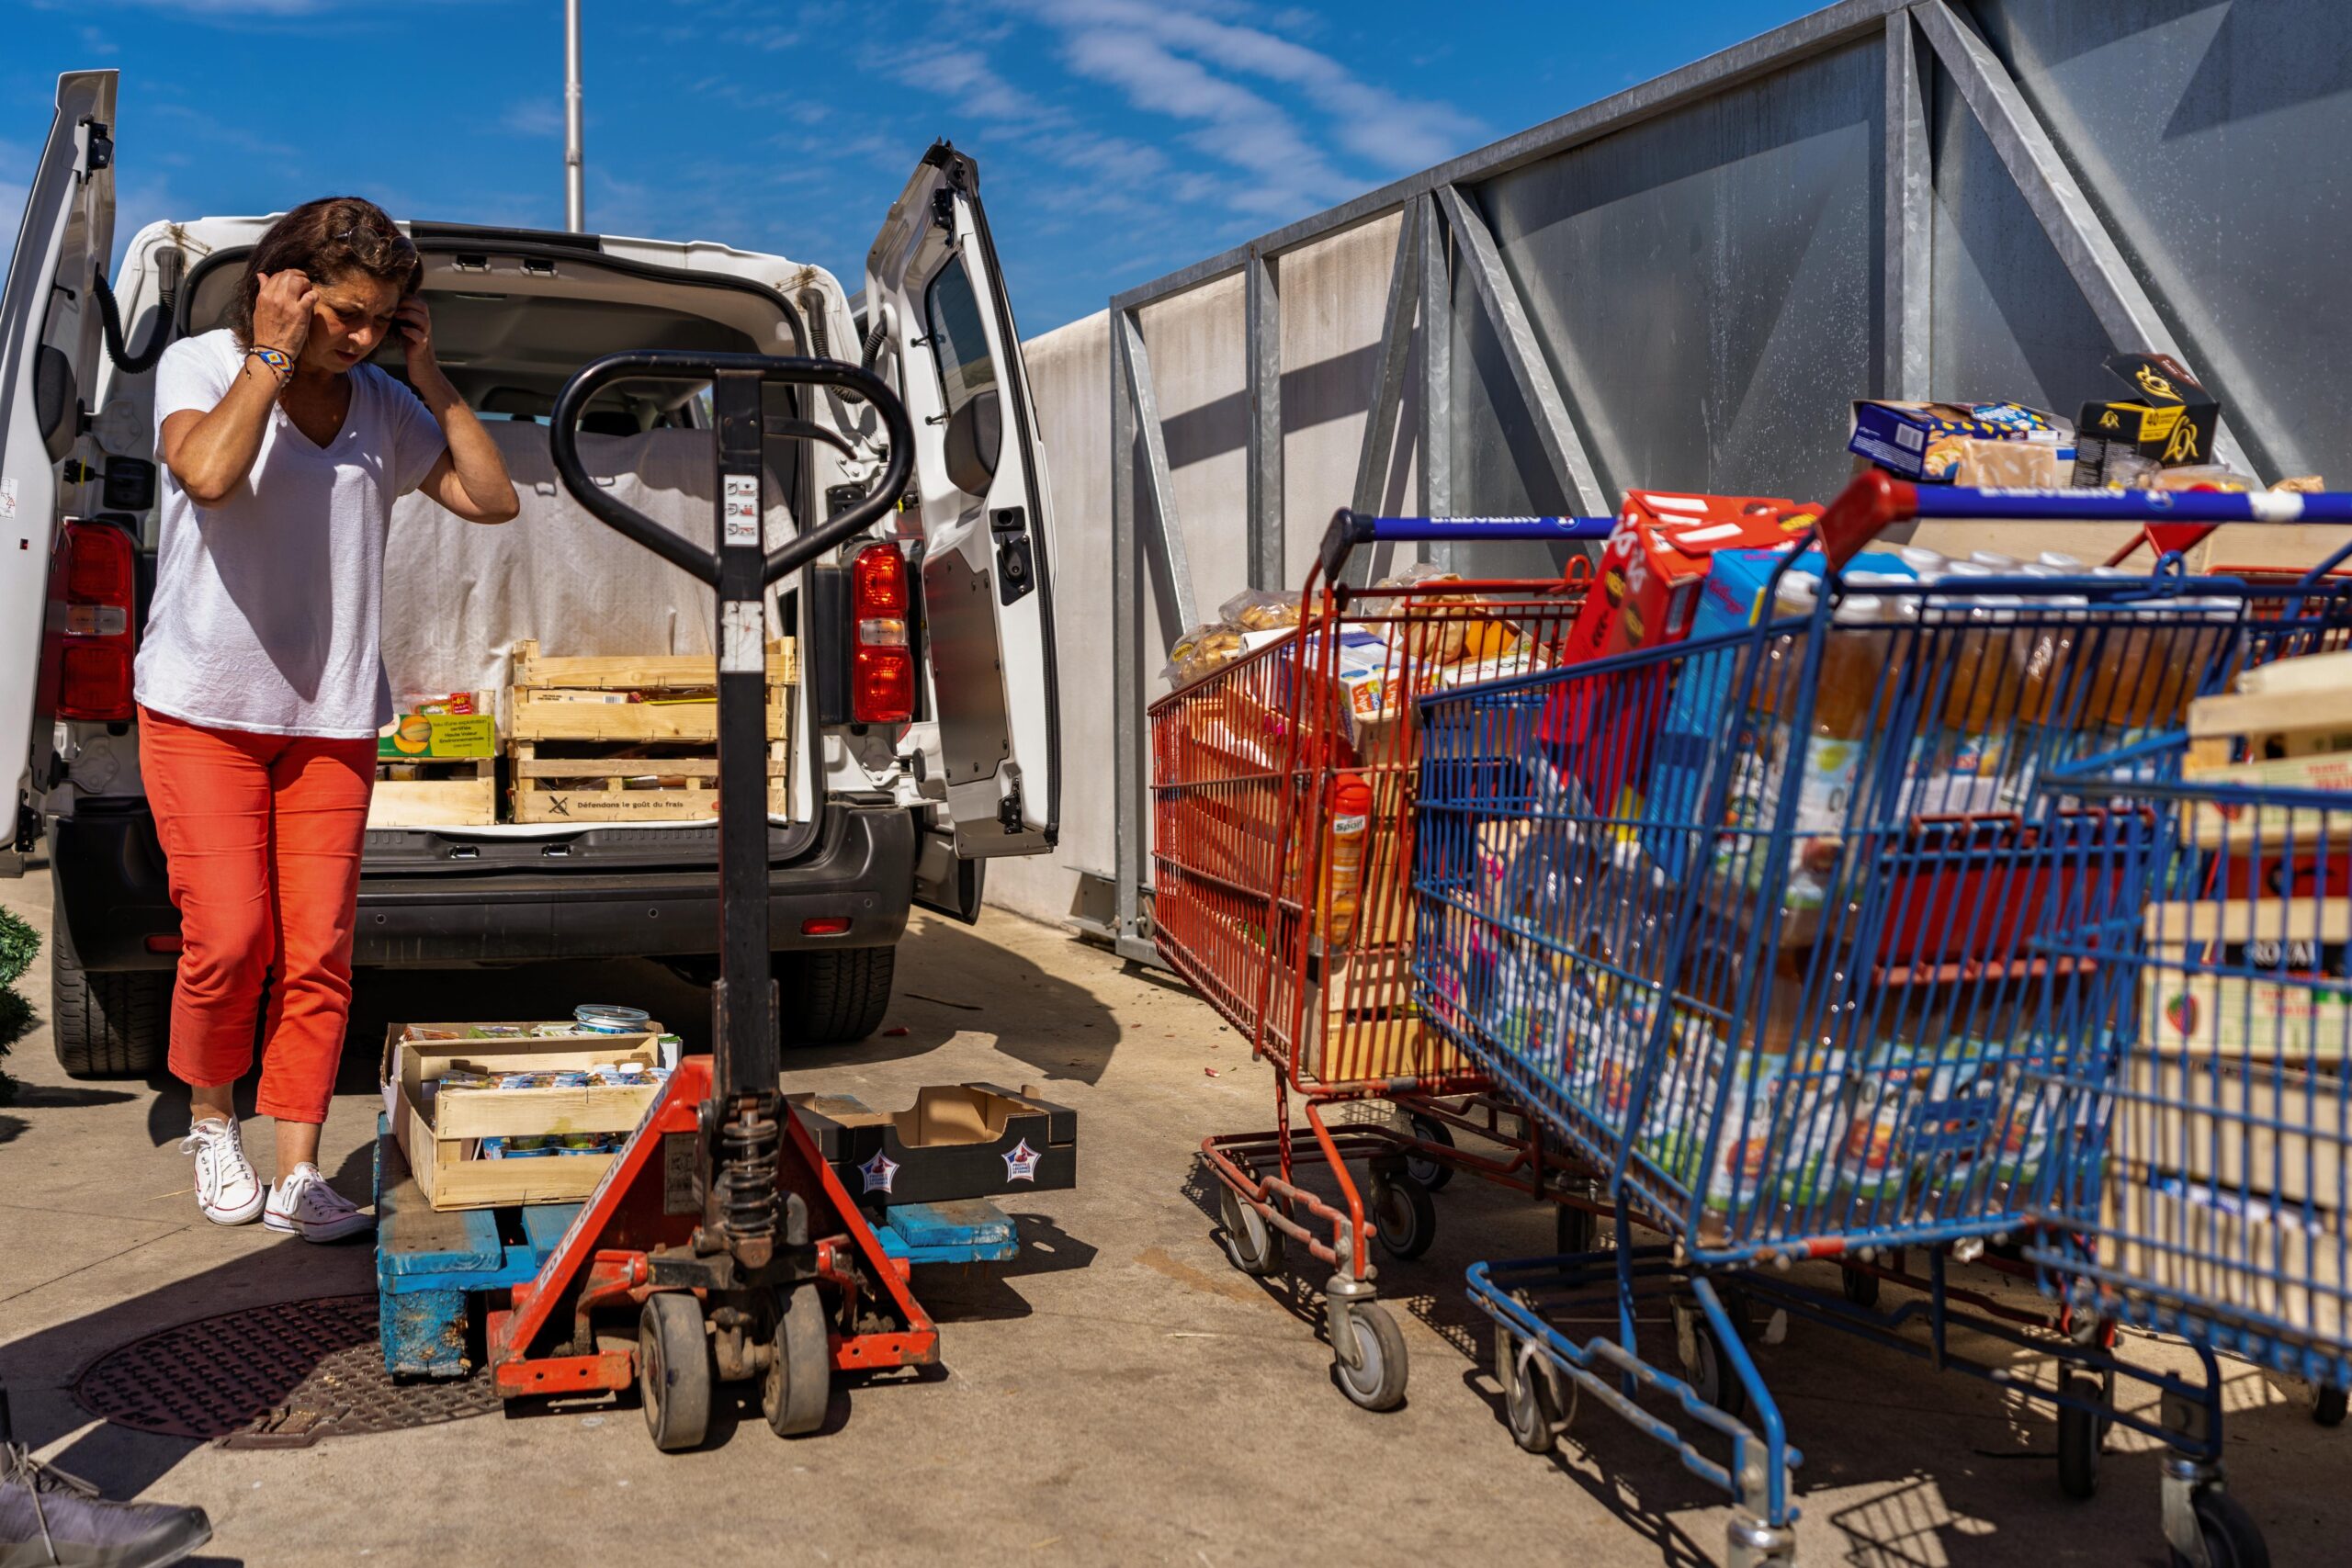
94, 266, 173, 374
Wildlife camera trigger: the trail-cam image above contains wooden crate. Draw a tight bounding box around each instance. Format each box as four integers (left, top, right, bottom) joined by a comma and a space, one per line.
383, 1022, 668, 1212
509, 739, 789, 823
509, 637, 795, 745
368, 757, 497, 829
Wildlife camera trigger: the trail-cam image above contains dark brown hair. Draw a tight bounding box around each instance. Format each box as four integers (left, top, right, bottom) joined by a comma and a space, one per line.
227, 197, 421, 347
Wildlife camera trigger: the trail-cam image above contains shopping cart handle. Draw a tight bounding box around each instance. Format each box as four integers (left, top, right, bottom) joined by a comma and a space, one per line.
1318, 509, 1616, 580
1814, 470, 2352, 573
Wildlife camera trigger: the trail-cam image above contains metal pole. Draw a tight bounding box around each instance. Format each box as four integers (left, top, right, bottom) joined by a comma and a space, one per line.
564, 0, 585, 233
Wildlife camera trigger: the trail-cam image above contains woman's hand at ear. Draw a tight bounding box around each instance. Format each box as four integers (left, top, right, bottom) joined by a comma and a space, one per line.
393, 296, 438, 385
252, 271, 316, 356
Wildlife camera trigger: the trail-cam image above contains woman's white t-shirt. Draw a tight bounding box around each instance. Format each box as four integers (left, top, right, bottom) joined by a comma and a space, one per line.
135, 329, 446, 739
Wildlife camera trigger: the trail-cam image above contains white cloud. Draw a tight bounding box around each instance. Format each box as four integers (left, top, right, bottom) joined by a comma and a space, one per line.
503, 98, 565, 139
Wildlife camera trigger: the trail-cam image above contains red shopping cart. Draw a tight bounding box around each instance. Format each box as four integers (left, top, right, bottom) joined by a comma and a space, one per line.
1150, 508, 1623, 1409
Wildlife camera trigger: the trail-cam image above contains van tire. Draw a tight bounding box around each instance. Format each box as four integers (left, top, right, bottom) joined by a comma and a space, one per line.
51, 905, 169, 1078
774, 945, 894, 1044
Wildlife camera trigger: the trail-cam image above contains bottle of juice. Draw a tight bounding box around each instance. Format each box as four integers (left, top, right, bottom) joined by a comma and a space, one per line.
1323, 772, 1374, 946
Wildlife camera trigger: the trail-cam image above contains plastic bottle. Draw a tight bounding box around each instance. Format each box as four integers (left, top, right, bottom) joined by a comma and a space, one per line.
1323, 772, 1374, 946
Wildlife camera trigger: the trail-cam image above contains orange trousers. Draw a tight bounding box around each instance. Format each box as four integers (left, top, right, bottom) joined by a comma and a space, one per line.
140, 707, 375, 1124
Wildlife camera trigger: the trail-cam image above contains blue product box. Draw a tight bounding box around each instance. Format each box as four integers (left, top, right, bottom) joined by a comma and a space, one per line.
1849, 400, 2059, 482
1639, 547, 1916, 878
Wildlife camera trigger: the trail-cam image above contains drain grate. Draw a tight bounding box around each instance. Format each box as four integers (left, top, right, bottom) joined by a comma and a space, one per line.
74, 1294, 502, 1449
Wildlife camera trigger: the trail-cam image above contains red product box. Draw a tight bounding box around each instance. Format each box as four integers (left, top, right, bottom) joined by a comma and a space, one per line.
1564, 490, 1815, 665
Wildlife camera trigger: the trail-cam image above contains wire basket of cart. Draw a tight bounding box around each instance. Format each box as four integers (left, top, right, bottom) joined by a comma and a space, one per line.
1417, 473, 2352, 1566
2022, 558, 2352, 1564
1149, 508, 1619, 1410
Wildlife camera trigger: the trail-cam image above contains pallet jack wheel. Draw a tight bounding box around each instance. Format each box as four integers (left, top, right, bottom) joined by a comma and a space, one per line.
1498, 1325, 1564, 1453
762, 1282, 831, 1438
1405, 1114, 1455, 1192
639, 1292, 712, 1452
2056, 1374, 2102, 1499
1331, 1300, 1408, 1413
1371, 1172, 1436, 1261
1218, 1185, 1284, 1277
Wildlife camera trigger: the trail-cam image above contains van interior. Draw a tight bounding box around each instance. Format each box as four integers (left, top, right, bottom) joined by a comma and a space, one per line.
134, 244, 831, 834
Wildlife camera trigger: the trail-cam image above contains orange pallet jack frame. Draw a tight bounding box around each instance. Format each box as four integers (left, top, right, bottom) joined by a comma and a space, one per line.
1151, 508, 1614, 1410
481, 348, 933, 1451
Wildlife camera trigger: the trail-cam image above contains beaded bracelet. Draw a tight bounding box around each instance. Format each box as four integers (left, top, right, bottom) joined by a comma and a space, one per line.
246, 345, 295, 383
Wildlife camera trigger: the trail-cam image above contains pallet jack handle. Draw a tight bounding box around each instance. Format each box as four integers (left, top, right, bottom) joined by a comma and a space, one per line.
548, 351, 914, 1270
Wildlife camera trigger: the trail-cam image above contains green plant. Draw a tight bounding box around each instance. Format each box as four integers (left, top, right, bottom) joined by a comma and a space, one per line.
0, 907, 35, 987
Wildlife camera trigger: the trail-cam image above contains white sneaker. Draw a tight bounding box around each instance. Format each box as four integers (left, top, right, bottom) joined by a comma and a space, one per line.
179, 1117, 265, 1225
263, 1163, 374, 1243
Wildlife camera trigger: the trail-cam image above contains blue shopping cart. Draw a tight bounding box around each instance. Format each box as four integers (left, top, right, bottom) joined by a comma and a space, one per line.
1414, 472, 2352, 1567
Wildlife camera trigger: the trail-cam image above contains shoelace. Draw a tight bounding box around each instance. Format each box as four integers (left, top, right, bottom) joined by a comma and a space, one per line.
4, 1441, 100, 1564
175, 1120, 243, 1159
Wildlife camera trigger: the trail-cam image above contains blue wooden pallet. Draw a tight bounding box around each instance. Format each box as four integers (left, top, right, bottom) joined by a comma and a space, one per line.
870, 1198, 1021, 1265
373, 1116, 578, 1380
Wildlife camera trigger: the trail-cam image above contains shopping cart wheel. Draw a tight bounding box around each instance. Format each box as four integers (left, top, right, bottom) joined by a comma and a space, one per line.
1406, 1114, 1455, 1192
1498, 1325, 1564, 1453
1679, 1309, 1747, 1423
1840, 1266, 1880, 1309
2311, 1384, 2347, 1427
2056, 1374, 2102, 1499
1331, 1301, 1408, 1412
1555, 1200, 1598, 1256
639, 1291, 711, 1453
1371, 1173, 1436, 1261
761, 1282, 831, 1438
2172, 1491, 2268, 1568
1218, 1185, 1284, 1277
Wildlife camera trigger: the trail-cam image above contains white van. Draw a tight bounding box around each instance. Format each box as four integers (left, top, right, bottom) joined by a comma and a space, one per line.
1, 71, 1062, 1072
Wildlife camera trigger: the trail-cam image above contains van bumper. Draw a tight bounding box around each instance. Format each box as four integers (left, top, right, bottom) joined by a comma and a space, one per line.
49, 801, 914, 971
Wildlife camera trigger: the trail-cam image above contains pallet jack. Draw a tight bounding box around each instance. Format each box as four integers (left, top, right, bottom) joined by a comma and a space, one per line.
474, 349, 932, 1450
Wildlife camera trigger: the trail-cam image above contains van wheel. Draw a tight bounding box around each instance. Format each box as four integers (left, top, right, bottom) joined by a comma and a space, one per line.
774, 945, 895, 1044
51, 895, 168, 1078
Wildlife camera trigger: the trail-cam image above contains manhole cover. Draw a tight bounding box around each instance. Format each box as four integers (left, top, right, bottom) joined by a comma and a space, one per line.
74, 1294, 502, 1448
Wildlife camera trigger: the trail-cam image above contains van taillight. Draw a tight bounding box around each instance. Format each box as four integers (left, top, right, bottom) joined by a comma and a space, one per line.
56, 521, 136, 722
849, 542, 912, 724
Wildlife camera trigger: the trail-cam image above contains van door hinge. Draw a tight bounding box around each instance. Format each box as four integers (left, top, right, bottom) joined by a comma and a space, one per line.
996, 787, 1024, 835
82, 119, 113, 174
931, 188, 956, 232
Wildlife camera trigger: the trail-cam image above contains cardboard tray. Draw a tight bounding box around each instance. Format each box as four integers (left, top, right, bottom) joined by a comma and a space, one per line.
791, 1084, 1075, 1206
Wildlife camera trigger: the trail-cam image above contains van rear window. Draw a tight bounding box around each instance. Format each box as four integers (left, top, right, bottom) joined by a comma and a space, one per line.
923, 256, 996, 418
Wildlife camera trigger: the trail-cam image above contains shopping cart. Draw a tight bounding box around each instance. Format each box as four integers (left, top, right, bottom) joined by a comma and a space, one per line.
1420, 472, 2352, 1565
1151, 508, 1619, 1409
2028, 644, 2352, 1564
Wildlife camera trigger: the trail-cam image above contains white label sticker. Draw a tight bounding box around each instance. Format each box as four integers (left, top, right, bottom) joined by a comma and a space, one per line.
0, 477, 17, 517
722, 473, 760, 546
720, 599, 763, 674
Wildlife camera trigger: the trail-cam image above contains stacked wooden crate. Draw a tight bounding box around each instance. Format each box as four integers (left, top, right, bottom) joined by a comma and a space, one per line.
369, 703, 499, 829
506, 638, 796, 823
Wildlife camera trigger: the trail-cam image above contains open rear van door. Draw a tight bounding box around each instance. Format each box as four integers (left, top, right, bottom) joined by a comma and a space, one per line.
0, 71, 116, 871
865, 143, 1059, 872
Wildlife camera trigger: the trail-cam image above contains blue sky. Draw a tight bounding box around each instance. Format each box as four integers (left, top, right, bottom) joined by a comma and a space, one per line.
6, 0, 1815, 334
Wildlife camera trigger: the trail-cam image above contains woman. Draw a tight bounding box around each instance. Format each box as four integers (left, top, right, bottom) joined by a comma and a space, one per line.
144, 197, 517, 1240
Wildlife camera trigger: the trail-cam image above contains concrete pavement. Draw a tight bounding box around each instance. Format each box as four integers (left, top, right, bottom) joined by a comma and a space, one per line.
1, 863, 2344, 1566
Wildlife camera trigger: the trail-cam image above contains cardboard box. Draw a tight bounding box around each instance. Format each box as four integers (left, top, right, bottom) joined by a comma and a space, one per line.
1849, 400, 2061, 483
2078, 353, 2223, 470
2099, 1167, 2346, 1342
2119, 1055, 2348, 1210
379, 711, 496, 761
382, 1021, 668, 1211
1564, 491, 1810, 666
2140, 898, 2352, 1061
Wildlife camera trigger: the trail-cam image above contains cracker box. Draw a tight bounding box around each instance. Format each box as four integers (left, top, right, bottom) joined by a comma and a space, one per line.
1849, 400, 2061, 483
1563, 490, 1812, 666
